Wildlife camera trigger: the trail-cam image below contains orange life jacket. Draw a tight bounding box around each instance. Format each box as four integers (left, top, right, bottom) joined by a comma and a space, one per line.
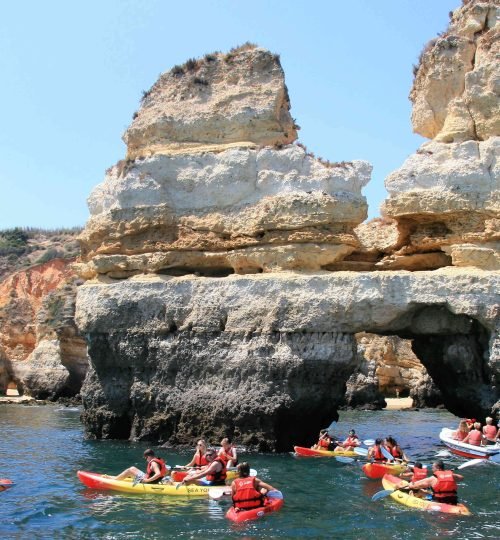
411, 467, 427, 482
467, 429, 482, 446
432, 470, 457, 501
372, 446, 384, 462
318, 437, 330, 449
146, 457, 167, 479
194, 453, 208, 467
343, 436, 358, 447
232, 477, 265, 510
205, 457, 227, 483
219, 447, 238, 465
391, 446, 403, 459
455, 430, 468, 441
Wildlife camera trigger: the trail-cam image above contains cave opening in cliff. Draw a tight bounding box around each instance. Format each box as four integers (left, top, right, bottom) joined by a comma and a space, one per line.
360, 305, 494, 419
6, 381, 20, 396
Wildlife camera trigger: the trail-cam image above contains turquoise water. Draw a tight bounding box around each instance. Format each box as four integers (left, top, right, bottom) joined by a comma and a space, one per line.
0, 405, 498, 539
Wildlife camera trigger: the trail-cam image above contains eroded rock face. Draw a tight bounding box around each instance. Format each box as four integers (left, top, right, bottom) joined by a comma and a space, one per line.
76, 45, 370, 280
0, 260, 89, 399
410, 0, 499, 142
343, 333, 443, 410
124, 46, 297, 159
381, 0, 500, 271
76, 270, 499, 448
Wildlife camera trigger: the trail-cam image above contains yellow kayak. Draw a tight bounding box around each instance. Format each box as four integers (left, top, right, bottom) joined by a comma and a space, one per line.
77, 470, 214, 496
381, 474, 471, 515
294, 446, 359, 458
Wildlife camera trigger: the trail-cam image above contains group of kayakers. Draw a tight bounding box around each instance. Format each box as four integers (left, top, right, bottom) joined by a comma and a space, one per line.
367, 436, 409, 462
312, 428, 361, 452
112, 437, 277, 513
453, 417, 499, 446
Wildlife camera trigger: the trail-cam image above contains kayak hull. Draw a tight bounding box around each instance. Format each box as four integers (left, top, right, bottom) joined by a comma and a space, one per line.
382, 474, 471, 515
77, 470, 212, 496
362, 462, 406, 479
439, 428, 500, 460
293, 446, 358, 458
226, 495, 284, 523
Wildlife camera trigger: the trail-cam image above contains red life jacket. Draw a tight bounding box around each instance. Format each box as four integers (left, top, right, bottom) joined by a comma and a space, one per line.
343, 436, 358, 447
391, 446, 403, 459
194, 453, 208, 467
205, 457, 227, 483
411, 467, 427, 482
219, 447, 237, 465
483, 425, 497, 440
232, 477, 265, 510
372, 446, 384, 462
318, 437, 330, 449
146, 458, 167, 479
432, 470, 457, 501
467, 429, 482, 446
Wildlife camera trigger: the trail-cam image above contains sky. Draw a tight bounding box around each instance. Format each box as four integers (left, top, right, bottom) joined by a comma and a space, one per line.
0, 0, 459, 229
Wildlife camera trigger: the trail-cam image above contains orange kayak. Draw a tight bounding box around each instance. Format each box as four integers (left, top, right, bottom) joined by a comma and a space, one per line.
362, 462, 406, 479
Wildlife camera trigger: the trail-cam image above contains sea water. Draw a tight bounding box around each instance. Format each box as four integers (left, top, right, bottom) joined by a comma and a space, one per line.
0, 405, 498, 539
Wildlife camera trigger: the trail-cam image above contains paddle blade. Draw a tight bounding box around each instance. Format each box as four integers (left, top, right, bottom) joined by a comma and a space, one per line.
371, 489, 394, 501
363, 439, 375, 447
457, 458, 485, 470
435, 450, 451, 458
490, 453, 500, 464
250, 469, 257, 476
208, 487, 231, 499
354, 447, 368, 456
335, 456, 354, 464
380, 446, 394, 461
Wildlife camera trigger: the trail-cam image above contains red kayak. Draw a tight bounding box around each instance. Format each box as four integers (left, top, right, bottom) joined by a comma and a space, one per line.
0, 478, 15, 492
362, 462, 406, 479
226, 491, 284, 523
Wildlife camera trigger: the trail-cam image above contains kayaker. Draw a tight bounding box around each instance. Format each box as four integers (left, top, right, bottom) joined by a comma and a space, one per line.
312, 429, 333, 451
399, 462, 428, 483
218, 437, 238, 468
181, 448, 227, 486
453, 419, 469, 441
335, 429, 360, 451
462, 422, 485, 446
407, 460, 463, 505
231, 462, 277, 512
482, 417, 498, 445
184, 439, 208, 468
113, 448, 168, 484
367, 438, 386, 462
385, 436, 409, 461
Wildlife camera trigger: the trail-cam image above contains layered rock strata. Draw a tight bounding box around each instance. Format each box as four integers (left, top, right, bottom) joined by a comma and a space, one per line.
76, 6, 500, 452
380, 0, 500, 271
76, 47, 370, 280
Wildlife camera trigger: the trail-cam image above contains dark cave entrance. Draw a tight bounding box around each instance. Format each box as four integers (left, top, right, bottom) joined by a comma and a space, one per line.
369, 305, 495, 419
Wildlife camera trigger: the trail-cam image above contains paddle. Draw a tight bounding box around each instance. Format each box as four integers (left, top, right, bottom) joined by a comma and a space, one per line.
457, 458, 484, 470
435, 450, 452, 458
335, 456, 355, 464
372, 485, 410, 501
208, 487, 231, 499
363, 439, 375, 447
380, 446, 394, 461
354, 447, 368, 457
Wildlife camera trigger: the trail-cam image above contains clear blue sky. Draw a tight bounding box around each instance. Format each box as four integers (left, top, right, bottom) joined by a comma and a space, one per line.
0, 0, 459, 229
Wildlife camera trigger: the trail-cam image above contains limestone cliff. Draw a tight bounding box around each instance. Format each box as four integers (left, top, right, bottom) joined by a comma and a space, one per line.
75, 4, 500, 451
0, 259, 88, 399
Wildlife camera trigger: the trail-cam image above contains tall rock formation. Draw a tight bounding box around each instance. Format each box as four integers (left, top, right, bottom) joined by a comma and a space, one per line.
76, 7, 499, 451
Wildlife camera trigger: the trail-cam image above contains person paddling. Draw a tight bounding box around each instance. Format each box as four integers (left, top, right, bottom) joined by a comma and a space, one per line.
231, 462, 277, 513
312, 429, 334, 451
113, 448, 168, 484
367, 438, 387, 462
335, 429, 360, 452
385, 436, 409, 461
406, 460, 463, 505
482, 417, 498, 445
218, 437, 238, 468
184, 439, 208, 468
181, 448, 227, 486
